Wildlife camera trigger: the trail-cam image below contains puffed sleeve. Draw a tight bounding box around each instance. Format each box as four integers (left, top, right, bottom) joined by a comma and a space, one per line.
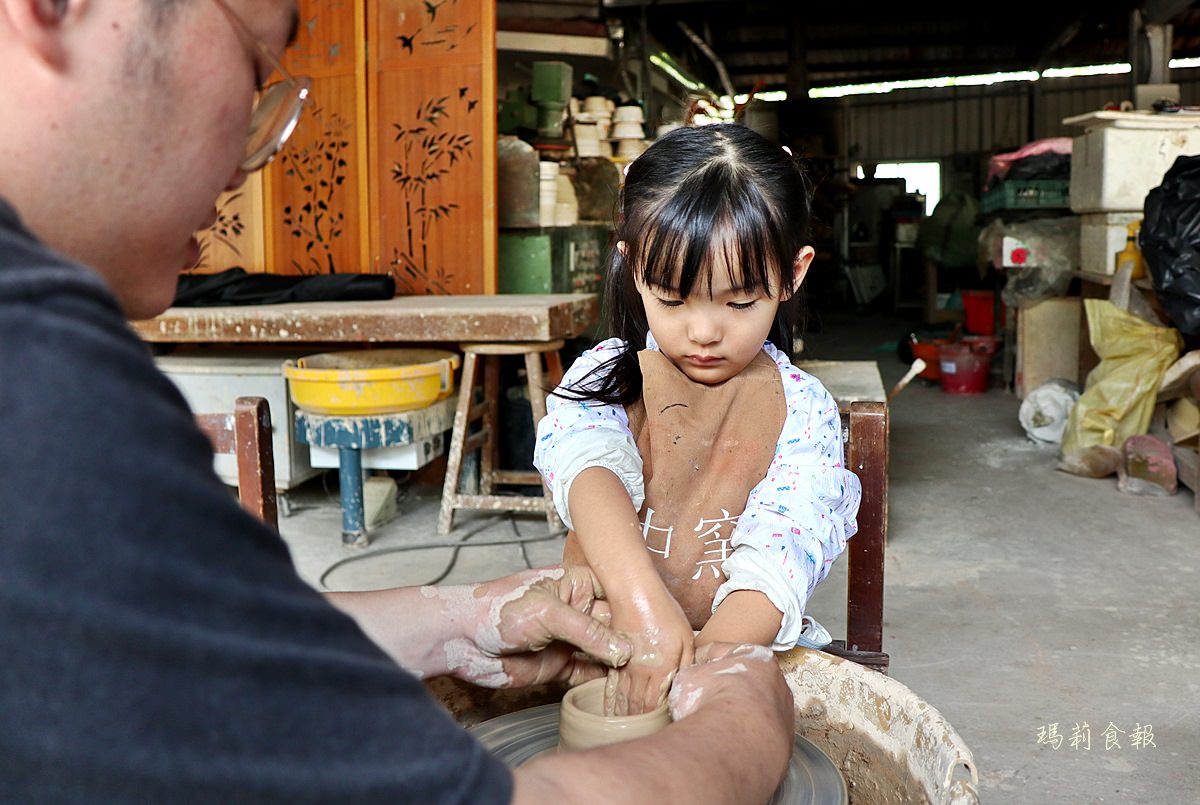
533, 338, 645, 531
712, 344, 862, 651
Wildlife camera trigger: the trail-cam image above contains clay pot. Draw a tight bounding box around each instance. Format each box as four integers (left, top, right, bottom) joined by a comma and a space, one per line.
557, 678, 671, 752
612, 105, 644, 123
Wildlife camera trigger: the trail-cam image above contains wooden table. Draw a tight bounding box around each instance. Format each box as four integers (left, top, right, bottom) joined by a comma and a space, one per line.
131, 294, 599, 344
798, 360, 890, 671
797, 360, 886, 410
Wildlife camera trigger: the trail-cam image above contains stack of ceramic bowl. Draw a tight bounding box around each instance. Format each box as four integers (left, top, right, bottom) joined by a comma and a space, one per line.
582, 96, 614, 158
554, 173, 578, 226
610, 105, 647, 159
539, 161, 558, 227
572, 117, 602, 158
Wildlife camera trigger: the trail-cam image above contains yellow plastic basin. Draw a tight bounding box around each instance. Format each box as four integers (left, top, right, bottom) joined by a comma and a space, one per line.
283, 349, 460, 416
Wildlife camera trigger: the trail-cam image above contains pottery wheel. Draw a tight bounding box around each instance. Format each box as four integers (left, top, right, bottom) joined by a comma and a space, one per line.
469, 703, 848, 805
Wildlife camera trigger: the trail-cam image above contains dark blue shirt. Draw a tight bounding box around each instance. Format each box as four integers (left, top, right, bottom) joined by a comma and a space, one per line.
0, 198, 512, 803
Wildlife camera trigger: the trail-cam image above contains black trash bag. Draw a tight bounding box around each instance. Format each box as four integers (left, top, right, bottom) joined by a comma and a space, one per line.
1141, 154, 1200, 335
1006, 152, 1071, 182
174, 268, 396, 307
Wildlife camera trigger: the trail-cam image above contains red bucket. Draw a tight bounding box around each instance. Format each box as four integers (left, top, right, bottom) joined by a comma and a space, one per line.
939, 343, 992, 395
911, 339, 950, 380
962, 291, 1006, 336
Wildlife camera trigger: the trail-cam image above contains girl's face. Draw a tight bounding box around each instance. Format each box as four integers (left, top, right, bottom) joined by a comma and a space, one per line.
631, 243, 814, 385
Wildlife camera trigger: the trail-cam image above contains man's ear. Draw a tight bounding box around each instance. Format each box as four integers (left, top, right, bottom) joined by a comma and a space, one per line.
791, 246, 815, 294
3, 0, 75, 69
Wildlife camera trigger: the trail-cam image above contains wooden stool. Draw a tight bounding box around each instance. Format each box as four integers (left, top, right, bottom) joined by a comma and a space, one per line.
438, 341, 565, 535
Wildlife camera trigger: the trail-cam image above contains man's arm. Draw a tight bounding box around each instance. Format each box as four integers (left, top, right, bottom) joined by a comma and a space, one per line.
513, 643, 794, 805
326, 566, 632, 687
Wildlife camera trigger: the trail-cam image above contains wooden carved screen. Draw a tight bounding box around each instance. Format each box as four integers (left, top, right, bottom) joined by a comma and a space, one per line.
269, 0, 369, 276
369, 0, 497, 294
192, 0, 496, 296
190, 173, 266, 274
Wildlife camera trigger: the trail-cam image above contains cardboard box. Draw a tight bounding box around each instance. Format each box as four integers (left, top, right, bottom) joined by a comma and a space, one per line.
1016, 298, 1082, 399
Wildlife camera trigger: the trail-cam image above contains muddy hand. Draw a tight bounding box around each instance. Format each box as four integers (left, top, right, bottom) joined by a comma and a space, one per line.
604, 588, 694, 715
668, 642, 791, 722
461, 566, 633, 688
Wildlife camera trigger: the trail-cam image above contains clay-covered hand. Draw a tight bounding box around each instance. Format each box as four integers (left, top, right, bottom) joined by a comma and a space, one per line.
604, 588, 695, 715
456, 566, 634, 688
668, 642, 793, 732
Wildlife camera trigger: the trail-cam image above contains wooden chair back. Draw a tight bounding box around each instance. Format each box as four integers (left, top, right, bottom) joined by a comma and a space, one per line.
195, 396, 279, 531
826, 400, 890, 674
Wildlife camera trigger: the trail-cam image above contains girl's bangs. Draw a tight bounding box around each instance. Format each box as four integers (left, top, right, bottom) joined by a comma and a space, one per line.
629, 167, 791, 299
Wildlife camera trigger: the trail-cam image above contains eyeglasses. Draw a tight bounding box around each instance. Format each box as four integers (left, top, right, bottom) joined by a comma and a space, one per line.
210, 0, 311, 172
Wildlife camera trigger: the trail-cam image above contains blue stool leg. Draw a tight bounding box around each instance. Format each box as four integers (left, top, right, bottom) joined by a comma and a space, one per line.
338, 447, 367, 547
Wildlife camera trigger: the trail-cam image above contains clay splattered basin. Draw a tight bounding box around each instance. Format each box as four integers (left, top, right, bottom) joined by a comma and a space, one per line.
778, 648, 979, 805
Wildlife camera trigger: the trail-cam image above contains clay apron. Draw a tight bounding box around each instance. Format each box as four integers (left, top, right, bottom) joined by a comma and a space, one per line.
565, 348, 786, 629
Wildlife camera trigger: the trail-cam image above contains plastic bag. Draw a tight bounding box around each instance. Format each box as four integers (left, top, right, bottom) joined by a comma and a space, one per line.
1019, 379, 1080, 444
985, 137, 1072, 188
1059, 299, 1183, 477
975, 217, 1078, 306
1140, 154, 1200, 335
919, 193, 979, 269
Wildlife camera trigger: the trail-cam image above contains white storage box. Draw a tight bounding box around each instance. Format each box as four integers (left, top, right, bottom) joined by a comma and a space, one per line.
1069, 124, 1200, 213
308, 435, 446, 471
1079, 212, 1141, 276
155, 350, 319, 491
300, 394, 457, 471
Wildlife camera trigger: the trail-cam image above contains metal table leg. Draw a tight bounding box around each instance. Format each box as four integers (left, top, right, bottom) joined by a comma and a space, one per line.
338, 446, 367, 547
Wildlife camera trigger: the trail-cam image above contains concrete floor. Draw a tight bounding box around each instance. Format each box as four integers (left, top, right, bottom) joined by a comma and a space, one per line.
279, 310, 1200, 804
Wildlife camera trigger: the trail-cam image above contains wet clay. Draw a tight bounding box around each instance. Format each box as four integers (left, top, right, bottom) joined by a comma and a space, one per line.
558, 678, 671, 752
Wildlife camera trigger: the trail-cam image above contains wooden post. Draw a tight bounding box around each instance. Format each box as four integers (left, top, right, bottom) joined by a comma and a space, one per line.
845, 400, 888, 654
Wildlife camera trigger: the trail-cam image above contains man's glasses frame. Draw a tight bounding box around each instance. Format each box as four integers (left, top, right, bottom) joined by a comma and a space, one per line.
210, 0, 311, 172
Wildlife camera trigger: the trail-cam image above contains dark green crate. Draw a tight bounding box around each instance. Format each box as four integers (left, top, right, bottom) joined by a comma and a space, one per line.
981, 180, 1070, 214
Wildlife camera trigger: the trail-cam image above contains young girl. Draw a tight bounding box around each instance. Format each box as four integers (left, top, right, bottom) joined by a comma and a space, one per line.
534, 124, 861, 715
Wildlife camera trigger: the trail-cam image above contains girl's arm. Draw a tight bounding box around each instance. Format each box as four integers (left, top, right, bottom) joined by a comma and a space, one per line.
707, 356, 862, 652
569, 467, 694, 715
534, 341, 692, 715
694, 589, 781, 648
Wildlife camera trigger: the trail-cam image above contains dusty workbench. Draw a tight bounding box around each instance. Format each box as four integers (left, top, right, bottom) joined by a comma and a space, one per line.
796, 360, 886, 409
131, 294, 599, 344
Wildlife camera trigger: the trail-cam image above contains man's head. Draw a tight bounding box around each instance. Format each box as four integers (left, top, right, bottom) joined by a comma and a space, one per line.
0, 0, 299, 319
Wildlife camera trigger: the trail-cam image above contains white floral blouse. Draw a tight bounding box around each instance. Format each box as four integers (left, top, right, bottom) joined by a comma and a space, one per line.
533, 334, 862, 651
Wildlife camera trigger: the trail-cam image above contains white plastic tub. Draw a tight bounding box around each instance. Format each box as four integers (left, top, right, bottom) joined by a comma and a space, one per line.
1079, 211, 1142, 276
1070, 125, 1200, 213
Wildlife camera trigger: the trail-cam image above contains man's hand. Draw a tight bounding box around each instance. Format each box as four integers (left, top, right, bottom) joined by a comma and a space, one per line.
668, 642, 792, 728
462, 566, 634, 688
512, 641, 794, 805
324, 566, 631, 688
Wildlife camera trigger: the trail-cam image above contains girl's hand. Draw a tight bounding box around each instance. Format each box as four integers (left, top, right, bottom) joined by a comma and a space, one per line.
605, 587, 695, 715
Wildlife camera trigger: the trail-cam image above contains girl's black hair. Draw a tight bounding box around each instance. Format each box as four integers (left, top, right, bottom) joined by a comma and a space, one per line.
559, 123, 813, 406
